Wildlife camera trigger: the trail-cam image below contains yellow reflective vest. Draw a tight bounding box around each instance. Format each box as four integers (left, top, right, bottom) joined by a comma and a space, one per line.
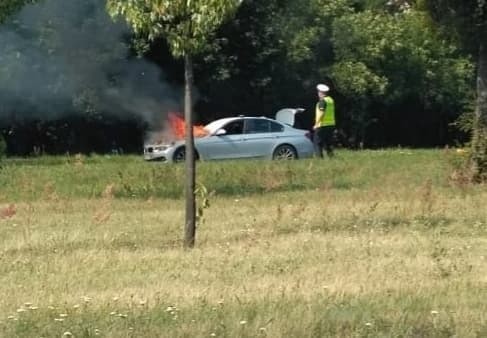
315, 96, 336, 127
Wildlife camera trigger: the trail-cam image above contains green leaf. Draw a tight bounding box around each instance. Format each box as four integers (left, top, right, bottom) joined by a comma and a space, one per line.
107, 0, 241, 58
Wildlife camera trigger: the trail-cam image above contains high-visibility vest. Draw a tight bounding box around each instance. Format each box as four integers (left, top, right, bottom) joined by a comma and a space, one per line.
315, 96, 336, 127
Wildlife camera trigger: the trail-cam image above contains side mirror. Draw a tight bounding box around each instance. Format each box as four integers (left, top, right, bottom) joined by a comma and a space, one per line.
214, 129, 227, 136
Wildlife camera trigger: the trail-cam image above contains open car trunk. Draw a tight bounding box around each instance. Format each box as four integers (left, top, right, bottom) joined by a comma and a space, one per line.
275, 108, 305, 129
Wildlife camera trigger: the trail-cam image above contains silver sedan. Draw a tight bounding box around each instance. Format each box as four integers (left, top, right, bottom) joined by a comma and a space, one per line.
144, 115, 314, 162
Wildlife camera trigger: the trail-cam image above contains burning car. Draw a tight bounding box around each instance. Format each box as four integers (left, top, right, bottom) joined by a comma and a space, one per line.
144, 109, 313, 162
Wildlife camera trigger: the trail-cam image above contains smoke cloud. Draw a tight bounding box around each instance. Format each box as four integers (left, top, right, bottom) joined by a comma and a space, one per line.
0, 0, 181, 127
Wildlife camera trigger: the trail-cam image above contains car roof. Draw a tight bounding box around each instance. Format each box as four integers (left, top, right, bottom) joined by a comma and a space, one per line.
216, 115, 271, 121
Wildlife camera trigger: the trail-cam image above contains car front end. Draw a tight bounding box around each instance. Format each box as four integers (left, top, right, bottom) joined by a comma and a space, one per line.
143, 143, 177, 162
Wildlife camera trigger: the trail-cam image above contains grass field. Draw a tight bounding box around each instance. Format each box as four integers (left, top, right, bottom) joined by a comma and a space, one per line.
0, 149, 486, 337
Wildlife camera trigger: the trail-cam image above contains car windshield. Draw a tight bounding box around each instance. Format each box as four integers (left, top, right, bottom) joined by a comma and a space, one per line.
204, 119, 234, 135
204, 121, 220, 134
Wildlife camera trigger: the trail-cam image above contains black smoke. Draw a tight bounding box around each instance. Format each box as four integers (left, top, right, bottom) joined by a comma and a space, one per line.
0, 0, 182, 154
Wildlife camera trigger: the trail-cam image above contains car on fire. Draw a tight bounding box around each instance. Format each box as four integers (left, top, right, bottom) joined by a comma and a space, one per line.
144, 110, 314, 162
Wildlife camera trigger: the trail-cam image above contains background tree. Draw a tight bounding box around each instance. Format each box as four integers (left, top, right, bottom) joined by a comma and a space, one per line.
195, 0, 472, 147
194, 0, 354, 129
0, 0, 35, 22
107, 0, 241, 248
423, 0, 487, 181
330, 8, 473, 146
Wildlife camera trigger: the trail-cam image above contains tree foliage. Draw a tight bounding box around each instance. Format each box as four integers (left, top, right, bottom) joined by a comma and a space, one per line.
330, 9, 473, 143
195, 1, 473, 146
193, 0, 354, 125
423, 0, 486, 48
0, 0, 36, 23
423, 0, 487, 181
106, 0, 240, 57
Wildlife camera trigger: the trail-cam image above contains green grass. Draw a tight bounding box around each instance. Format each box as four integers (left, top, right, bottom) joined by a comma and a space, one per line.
0, 149, 486, 337
0, 149, 453, 201
3, 293, 485, 337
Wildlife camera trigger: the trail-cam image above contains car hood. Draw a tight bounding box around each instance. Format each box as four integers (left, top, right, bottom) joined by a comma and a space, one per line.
145, 140, 185, 148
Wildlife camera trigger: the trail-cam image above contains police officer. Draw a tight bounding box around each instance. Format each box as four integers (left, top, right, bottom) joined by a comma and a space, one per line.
313, 84, 336, 158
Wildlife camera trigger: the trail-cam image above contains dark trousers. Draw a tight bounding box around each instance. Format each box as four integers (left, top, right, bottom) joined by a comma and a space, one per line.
313, 126, 334, 158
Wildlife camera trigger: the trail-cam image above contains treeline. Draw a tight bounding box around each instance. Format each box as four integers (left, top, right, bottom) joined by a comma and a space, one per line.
0, 0, 475, 155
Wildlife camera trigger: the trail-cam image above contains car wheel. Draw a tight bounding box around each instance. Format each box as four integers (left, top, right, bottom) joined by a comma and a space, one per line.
273, 144, 297, 160
173, 147, 186, 162
173, 147, 200, 162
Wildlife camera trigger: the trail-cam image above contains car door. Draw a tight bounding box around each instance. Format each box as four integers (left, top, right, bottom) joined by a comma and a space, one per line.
197, 119, 246, 160
242, 119, 285, 158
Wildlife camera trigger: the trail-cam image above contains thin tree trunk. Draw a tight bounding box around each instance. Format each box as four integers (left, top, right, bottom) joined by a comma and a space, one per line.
184, 54, 196, 248
470, 34, 487, 182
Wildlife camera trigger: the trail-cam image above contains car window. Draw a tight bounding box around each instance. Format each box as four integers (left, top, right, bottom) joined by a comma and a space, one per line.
269, 120, 284, 132
223, 120, 244, 135
245, 119, 272, 134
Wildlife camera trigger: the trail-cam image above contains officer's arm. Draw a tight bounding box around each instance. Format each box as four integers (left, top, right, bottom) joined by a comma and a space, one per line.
314, 100, 327, 129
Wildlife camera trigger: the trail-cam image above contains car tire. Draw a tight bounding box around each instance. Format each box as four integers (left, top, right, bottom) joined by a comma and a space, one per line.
273, 144, 297, 160
173, 147, 200, 163
173, 147, 186, 163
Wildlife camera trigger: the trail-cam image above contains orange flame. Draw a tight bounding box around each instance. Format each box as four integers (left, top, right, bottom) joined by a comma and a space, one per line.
168, 112, 208, 140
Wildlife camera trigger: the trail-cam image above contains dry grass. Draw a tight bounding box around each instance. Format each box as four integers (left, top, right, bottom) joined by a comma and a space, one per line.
1, 177, 486, 336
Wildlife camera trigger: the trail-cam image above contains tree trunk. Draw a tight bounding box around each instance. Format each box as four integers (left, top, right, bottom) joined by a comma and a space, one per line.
470, 34, 487, 182
183, 54, 196, 248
